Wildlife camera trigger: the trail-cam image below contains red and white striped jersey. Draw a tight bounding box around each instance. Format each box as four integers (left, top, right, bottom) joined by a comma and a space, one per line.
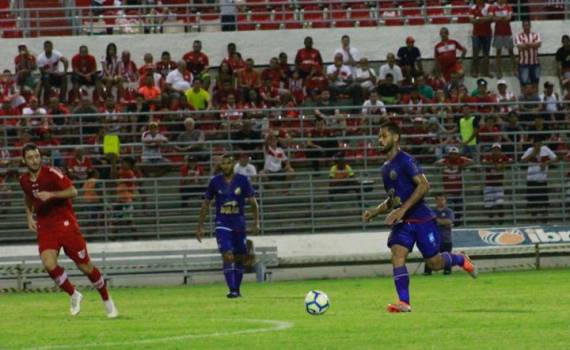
515, 31, 541, 65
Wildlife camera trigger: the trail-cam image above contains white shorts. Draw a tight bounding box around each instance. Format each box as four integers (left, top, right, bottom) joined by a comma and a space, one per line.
493, 35, 514, 50
484, 186, 504, 208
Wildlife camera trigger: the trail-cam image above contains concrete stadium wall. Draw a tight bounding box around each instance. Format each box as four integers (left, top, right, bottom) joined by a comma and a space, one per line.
0, 20, 567, 71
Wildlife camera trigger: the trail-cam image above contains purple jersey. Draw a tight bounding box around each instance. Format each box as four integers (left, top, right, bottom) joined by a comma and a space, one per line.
204, 174, 255, 231
382, 151, 434, 222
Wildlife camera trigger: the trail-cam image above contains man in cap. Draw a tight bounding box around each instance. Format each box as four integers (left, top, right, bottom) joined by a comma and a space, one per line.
397, 36, 423, 78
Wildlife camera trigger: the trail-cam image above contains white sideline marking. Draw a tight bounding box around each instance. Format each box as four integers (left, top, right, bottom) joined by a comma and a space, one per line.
21, 319, 294, 350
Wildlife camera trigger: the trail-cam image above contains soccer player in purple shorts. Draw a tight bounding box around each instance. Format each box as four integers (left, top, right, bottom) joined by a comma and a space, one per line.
197, 154, 260, 298
363, 122, 477, 313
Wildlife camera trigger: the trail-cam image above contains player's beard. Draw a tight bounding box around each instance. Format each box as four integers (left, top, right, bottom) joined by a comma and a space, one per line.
26, 162, 41, 174
379, 141, 394, 154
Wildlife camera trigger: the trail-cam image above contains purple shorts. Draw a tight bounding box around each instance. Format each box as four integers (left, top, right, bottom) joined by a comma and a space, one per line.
387, 219, 441, 258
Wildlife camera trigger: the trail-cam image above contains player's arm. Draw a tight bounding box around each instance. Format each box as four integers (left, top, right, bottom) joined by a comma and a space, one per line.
362, 197, 392, 223
24, 195, 37, 232
385, 174, 430, 225
36, 185, 78, 202
196, 198, 211, 243
249, 196, 260, 234
436, 217, 453, 227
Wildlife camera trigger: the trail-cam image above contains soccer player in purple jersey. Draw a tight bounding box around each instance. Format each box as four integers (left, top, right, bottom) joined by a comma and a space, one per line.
363, 122, 477, 313
197, 154, 260, 298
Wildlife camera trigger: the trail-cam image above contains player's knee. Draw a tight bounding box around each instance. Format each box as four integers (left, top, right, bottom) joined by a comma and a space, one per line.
77, 262, 94, 274
41, 259, 58, 272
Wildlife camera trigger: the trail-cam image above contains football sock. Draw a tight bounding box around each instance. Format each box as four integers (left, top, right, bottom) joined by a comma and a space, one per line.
234, 261, 244, 292
393, 266, 410, 304
223, 261, 236, 292
441, 252, 465, 270
87, 267, 109, 301
48, 266, 75, 296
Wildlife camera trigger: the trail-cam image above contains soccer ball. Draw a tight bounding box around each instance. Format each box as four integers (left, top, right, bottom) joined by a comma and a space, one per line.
304, 290, 330, 315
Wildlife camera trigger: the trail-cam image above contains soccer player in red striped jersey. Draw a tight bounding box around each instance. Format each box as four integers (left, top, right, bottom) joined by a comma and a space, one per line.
19, 144, 118, 318
491, 0, 516, 78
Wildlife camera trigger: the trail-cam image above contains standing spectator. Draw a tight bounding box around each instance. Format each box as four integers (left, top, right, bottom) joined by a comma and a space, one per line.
333, 35, 360, 76
378, 53, 403, 85
220, 0, 237, 32
326, 53, 361, 107
457, 104, 480, 160
328, 153, 358, 204
175, 117, 206, 160
37, 40, 69, 103
66, 148, 94, 181
184, 78, 210, 111
155, 51, 177, 78
355, 58, 377, 97
234, 153, 257, 181
237, 58, 261, 102
521, 136, 557, 222
515, 20, 541, 89
179, 155, 204, 208
434, 27, 467, 82
481, 143, 512, 223
71, 45, 98, 89
424, 193, 455, 275
397, 36, 423, 78
470, 0, 493, 78
182, 41, 210, 86
491, 0, 516, 78
14, 44, 37, 91
435, 146, 474, 224
295, 36, 323, 79
141, 121, 170, 177
556, 35, 570, 86
165, 60, 193, 93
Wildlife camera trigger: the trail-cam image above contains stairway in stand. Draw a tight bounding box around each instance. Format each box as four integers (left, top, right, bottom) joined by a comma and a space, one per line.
24, 0, 72, 37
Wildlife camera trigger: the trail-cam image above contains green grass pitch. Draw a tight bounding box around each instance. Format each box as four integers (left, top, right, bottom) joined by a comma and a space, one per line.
1, 269, 569, 350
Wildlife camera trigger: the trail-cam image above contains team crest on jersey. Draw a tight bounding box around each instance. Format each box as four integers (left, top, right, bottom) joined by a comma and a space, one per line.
78, 249, 86, 259
389, 170, 398, 180
234, 187, 241, 195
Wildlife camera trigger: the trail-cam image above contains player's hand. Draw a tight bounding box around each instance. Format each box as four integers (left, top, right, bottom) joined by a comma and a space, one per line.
28, 219, 37, 233
362, 209, 375, 223
35, 191, 53, 202
385, 208, 406, 226
196, 226, 204, 243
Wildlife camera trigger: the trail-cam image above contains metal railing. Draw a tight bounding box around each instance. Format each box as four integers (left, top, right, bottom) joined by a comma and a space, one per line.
0, 1, 568, 37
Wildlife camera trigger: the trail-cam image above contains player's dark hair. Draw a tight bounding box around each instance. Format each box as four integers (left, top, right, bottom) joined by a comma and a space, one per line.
21, 143, 39, 158
381, 121, 401, 138
221, 153, 234, 160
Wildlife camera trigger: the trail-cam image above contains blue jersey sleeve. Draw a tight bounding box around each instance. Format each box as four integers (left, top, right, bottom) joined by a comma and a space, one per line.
204, 177, 216, 200
402, 154, 423, 179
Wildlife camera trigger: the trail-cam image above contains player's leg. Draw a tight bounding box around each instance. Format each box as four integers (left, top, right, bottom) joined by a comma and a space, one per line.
495, 44, 503, 78
386, 223, 413, 312
215, 228, 239, 297
41, 249, 76, 296
441, 242, 453, 275
232, 231, 248, 296
471, 37, 480, 77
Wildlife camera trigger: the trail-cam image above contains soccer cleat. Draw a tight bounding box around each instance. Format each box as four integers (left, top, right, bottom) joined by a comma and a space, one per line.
461, 252, 478, 279
386, 301, 412, 313
226, 291, 241, 299
70, 291, 83, 316
104, 298, 119, 319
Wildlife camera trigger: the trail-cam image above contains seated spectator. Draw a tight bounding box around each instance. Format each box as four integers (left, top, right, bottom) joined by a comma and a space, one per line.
185, 78, 210, 111
179, 155, 204, 208
295, 36, 323, 78
114, 157, 138, 234
415, 75, 433, 100
306, 118, 340, 172
314, 90, 343, 128
66, 148, 93, 181
81, 168, 102, 231
216, 62, 235, 92
232, 119, 262, 155
156, 51, 177, 78
362, 91, 387, 128
305, 65, 329, 96
478, 115, 502, 150
326, 53, 362, 107
518, 84, 541, 124
402, 88, 429, 115
470, 78, 496, 113
426, 116, 455, 160
14, 44, 37, 92
378, 53, 403, 85
238, 58, 261, 101
71, 45, 98, 90
182, 40, 210, 86
220, 43, 245, 72
259, 133, 295, 189
403, 117, 430, 157
21, 97, 48, 132
262, 57, 285, 89
397, 36, 423, 78
138, 75, 161, 105
233, 152, 257, 181
495, 79, 517, 113
355, 58, 377, 98
279, 52, 293, 80
259, 78, 280, 107
501, 111, 524, 155
540, 81, 562, 122
118, 50, 139, 99
166, 60, 193, 93
175, 117, 206, 160
376, 73, 400, 105
328, 153, 359, 204
287, 69, 305, 104
37, 40, 68, 103
213, 80, 238, 106
141, 121, 170, 177
220, 93, 243, 131
101, 43, 121, 97
243, 89, 267, 123
47, 97, 70, 135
